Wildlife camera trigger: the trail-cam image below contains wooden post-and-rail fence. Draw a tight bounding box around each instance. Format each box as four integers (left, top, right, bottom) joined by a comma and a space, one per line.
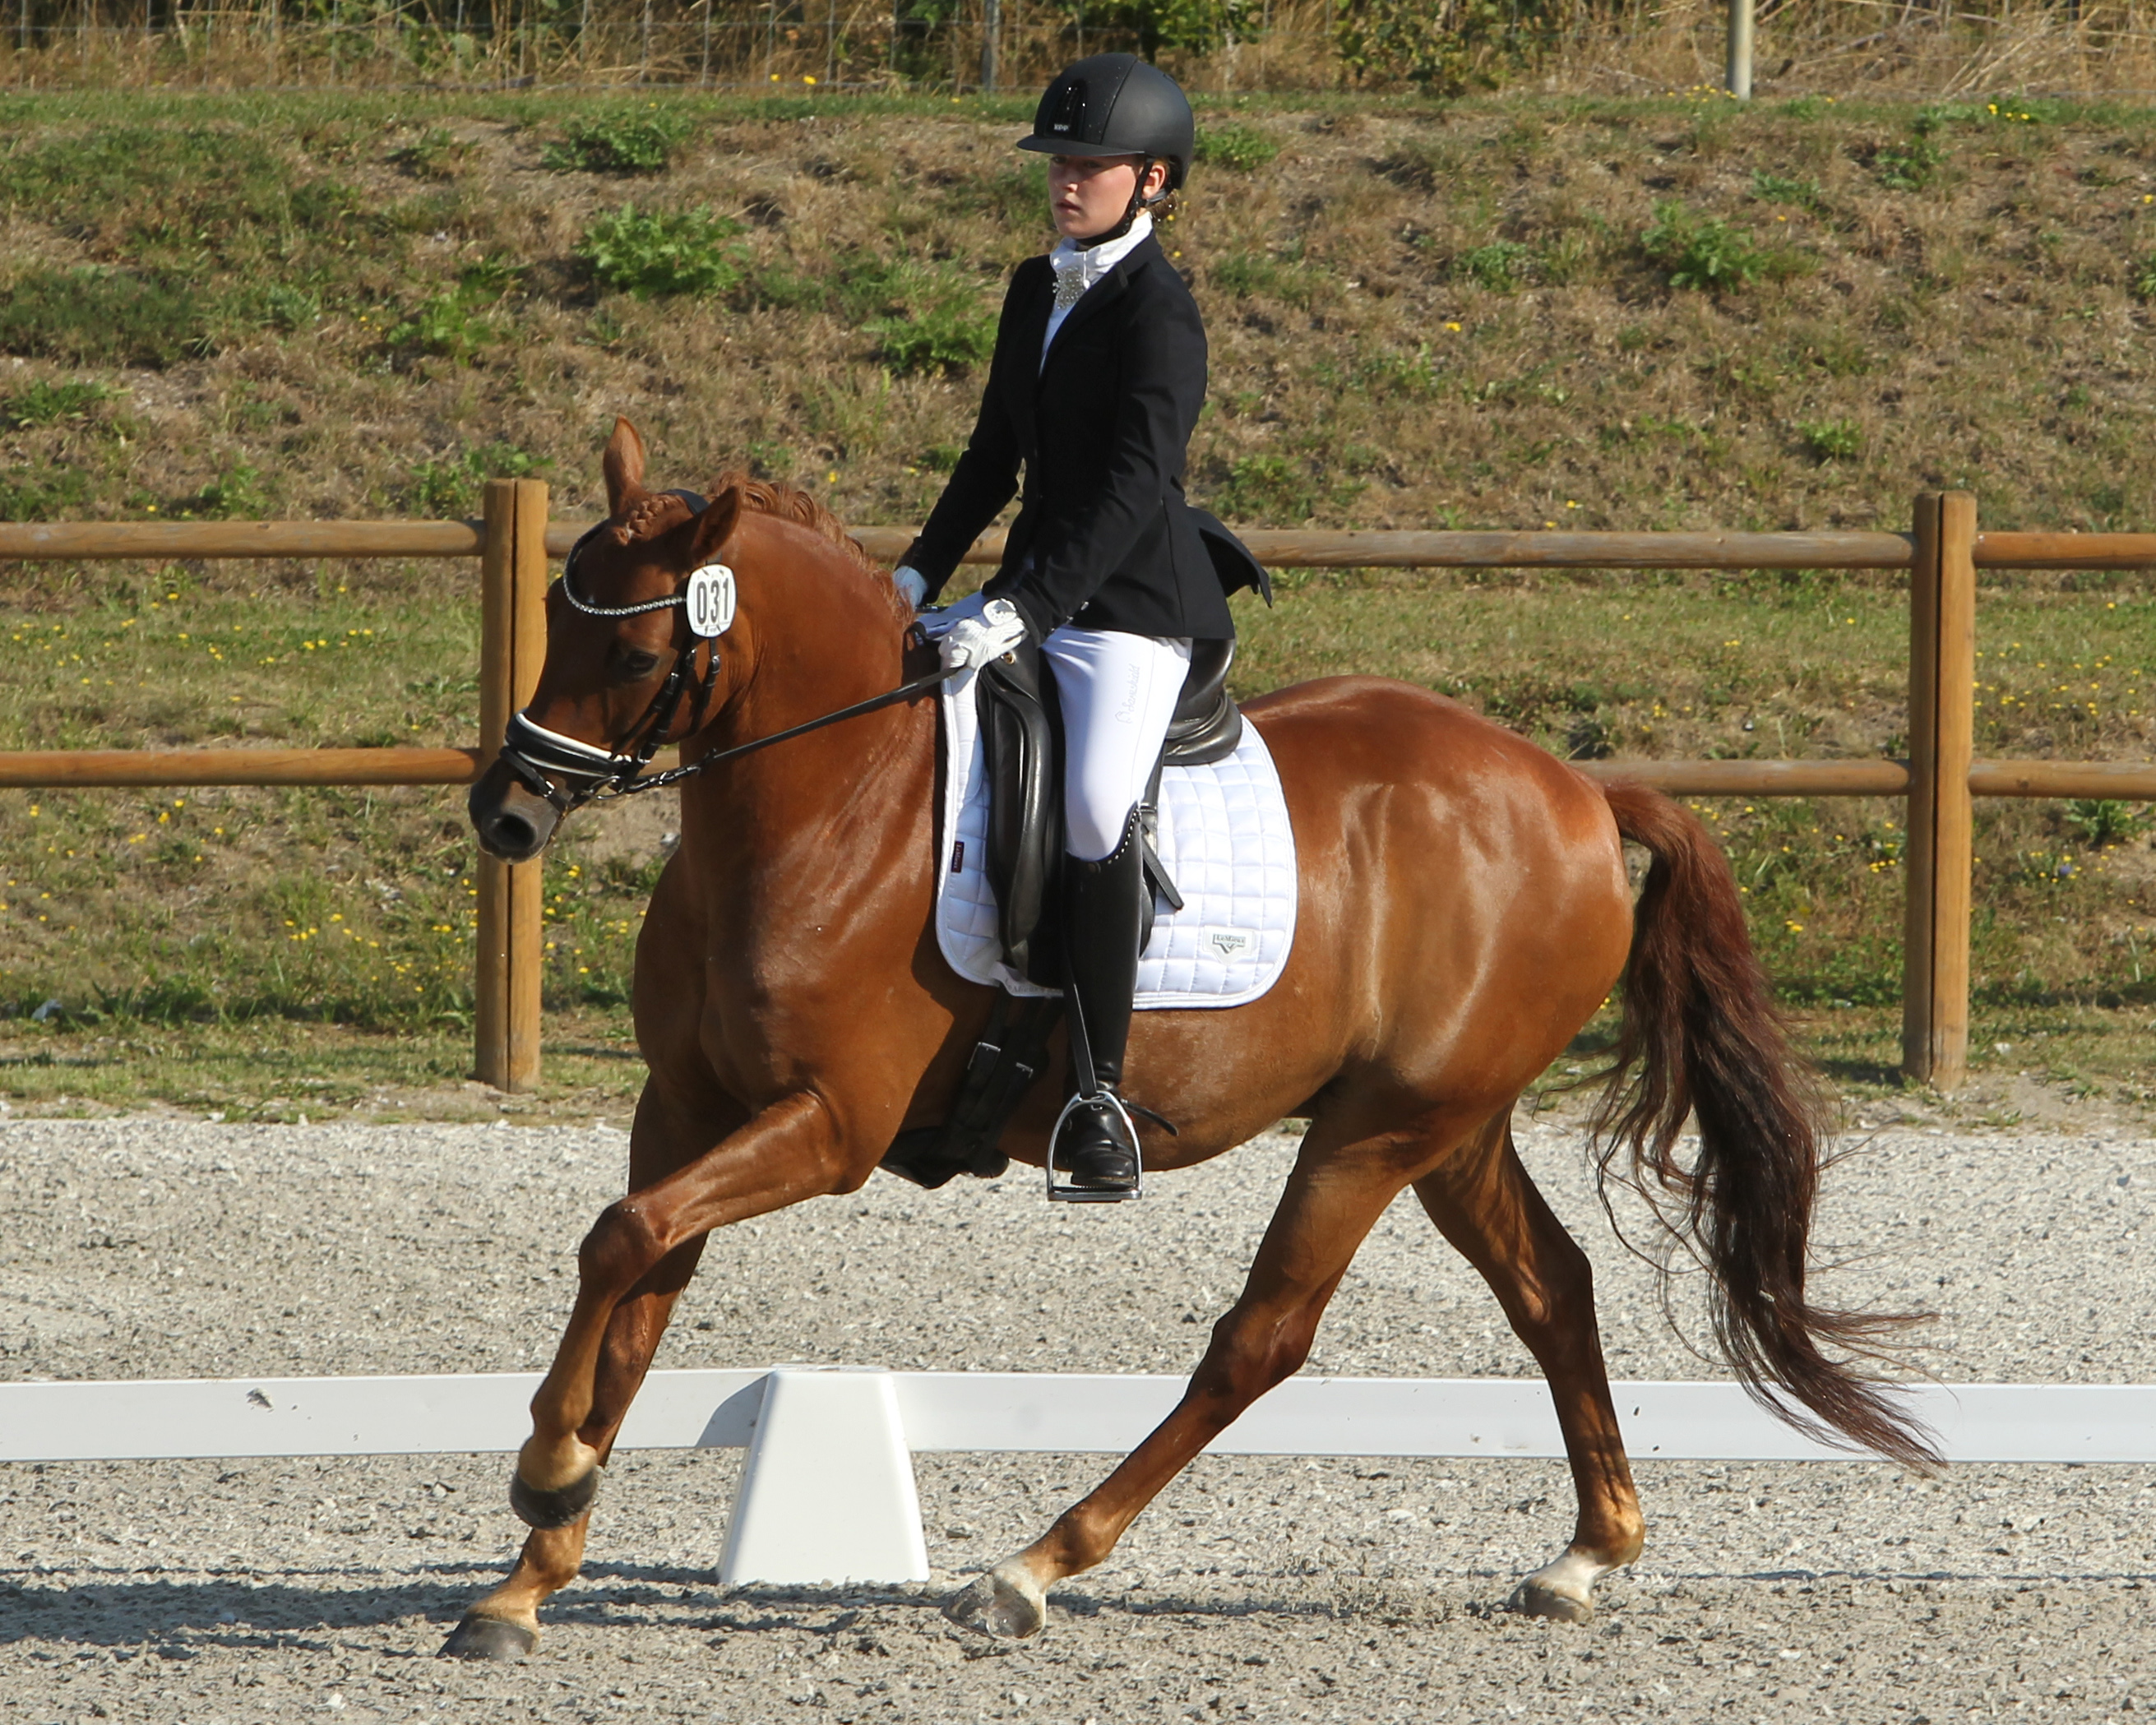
0, 484, 2151, 1094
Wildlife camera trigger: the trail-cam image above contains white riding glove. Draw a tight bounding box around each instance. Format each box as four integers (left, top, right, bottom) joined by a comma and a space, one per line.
938, 595, 1029, 672
891, 565, 928, 612
918, 587, 987, 638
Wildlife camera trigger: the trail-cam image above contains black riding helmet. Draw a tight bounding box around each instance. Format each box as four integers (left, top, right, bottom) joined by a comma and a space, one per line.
1017, 53, 1195, 196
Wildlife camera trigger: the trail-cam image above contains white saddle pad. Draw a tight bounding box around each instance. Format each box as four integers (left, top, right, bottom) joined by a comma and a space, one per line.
934, 665, 1298, 1009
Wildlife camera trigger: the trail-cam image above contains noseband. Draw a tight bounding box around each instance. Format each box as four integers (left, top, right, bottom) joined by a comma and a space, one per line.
497, 495, 959, 817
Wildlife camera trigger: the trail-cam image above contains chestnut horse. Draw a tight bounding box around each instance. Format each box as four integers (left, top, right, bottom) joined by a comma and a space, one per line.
447, 419, 1931, 1660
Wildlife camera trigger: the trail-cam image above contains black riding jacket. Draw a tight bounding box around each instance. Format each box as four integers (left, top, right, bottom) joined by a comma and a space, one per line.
900, 233, 1238, 644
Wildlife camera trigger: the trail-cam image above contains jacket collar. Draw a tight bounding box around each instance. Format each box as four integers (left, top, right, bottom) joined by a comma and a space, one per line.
1038, 230, 1160, 378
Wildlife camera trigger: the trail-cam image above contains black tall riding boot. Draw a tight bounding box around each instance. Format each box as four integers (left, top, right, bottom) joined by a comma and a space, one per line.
1053, 806, 1147, 1192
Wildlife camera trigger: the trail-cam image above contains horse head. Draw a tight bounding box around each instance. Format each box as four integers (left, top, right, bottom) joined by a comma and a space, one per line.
469, 417, 744, 862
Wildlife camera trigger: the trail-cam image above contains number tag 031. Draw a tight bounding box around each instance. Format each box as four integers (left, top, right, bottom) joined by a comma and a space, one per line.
685, 565, 737, 639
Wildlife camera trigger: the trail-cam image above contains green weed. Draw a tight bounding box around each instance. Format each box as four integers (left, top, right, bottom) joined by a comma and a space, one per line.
262, 285, 322, 332
1797, 419, 1862, 461
1455, 239, 1536, 290
2065, 798, 2149, 846
578, 206, 747, 298
408, 442, 547, 518
2129, 254, 2156, 302
169, 460, 270, 520
540, 110, 691, 175
841, 256, 997, 374
869, 297, 995, 375
1, 380, 113, 428
391, 126, 475, 180
1196, 123, 1279, 173
1216, 454, 1312, 521
0, 268, 206, 368
1640, 201, 1765, 292
1210, 251, 1316, 303
0, 463, 95, 522
1871, 127, 1945, 192
384, 289, 500, 361
1751, 170, 1825, 211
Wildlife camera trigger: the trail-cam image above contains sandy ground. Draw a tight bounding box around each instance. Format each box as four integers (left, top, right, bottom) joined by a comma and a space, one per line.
5, 1112, 2156, 1723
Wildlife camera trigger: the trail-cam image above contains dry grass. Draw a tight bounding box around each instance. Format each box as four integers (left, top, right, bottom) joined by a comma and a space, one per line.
0, 88, 2151, 1117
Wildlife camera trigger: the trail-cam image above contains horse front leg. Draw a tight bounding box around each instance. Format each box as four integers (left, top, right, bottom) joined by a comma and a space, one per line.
1413, 1117, 1645, 1623
946, 1118, 1438, 1639
441, 1232, 706, 1659
444, 1080, 740, 1658
511, 1089, 851, 1512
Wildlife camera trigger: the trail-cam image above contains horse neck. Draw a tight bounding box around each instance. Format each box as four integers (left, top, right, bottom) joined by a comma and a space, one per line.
724, 513, 908, 737
678, 515, 931, 888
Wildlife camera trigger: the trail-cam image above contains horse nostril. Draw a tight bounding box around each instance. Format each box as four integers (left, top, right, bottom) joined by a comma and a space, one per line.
488, 812, 539, 856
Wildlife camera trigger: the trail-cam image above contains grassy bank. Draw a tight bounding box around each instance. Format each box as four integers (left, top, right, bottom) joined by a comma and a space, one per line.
1, 88, 2151, 1121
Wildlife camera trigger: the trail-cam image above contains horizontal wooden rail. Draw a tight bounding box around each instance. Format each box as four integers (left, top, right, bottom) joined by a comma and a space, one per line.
1967, 760, 2156, 798
0, 520, 487, 561
8, 520, 2149, 575
1572, 759, 1911, 796
1974, 532, 2156, 569
838, 526, 1924, 571
0, 747, 482, 788
3, 750, 2143, 801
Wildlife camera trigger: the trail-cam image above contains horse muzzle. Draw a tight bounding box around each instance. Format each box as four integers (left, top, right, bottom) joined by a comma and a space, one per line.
469, 756, 563, 862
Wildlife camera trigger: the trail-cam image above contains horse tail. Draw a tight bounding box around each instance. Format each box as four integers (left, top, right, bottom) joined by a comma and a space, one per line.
1593, 780, 1940, 1472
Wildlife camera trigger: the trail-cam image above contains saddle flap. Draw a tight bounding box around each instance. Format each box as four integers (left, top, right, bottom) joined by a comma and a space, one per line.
1164, 636, 1242, 767
977, 647, 1062, 980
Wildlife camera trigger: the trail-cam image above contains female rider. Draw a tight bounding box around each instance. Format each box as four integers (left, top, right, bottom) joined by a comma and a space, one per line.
891, 53, 1237, 1195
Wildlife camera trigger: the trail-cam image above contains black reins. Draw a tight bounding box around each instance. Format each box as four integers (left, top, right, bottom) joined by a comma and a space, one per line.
498, 504, 955, 816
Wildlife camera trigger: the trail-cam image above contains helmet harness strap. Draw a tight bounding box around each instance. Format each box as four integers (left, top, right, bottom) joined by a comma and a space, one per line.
1075, 155, 1163, 251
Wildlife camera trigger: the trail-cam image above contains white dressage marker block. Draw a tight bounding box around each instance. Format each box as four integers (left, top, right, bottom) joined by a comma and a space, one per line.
717, 1369, 929, 1586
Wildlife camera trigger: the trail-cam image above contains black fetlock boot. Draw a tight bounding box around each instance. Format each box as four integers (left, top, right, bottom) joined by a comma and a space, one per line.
1051, 807, 1147, 1196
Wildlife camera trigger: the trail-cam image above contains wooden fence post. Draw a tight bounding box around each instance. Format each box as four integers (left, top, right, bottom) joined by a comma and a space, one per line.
474, 479, 549, 1093
1901, 489, 1978, 1089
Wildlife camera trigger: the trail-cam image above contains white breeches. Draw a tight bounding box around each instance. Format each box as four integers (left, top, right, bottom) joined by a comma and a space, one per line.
1040, 627, 1192, 862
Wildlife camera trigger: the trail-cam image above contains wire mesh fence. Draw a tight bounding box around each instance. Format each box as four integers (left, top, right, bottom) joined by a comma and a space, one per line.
2, 0, 2153, 100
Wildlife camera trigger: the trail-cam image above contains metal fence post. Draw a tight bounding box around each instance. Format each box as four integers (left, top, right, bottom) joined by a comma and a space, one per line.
1901, 490, 1977, 1089
1725, 0, 1754, 96
474, 479, 548, 1093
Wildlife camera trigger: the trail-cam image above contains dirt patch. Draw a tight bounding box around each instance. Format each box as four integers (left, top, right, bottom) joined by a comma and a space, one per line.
4, 1114, 2156, 1717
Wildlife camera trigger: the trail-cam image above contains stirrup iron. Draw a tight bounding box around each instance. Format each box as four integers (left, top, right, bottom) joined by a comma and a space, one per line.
1045, 1089, 1144, 1204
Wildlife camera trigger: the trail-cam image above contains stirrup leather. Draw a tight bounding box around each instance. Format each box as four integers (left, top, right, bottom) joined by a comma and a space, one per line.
1045, 1089, 1144, 1204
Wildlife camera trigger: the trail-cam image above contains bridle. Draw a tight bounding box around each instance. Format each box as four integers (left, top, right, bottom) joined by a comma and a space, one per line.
497, 494, 956, 817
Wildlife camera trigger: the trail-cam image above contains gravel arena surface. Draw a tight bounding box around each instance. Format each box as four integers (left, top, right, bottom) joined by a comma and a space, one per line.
5, 1112, 2156, 1723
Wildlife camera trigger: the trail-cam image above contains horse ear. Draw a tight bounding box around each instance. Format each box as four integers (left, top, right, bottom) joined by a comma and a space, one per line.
601, 418, 648, 516
687, 485, 741, 565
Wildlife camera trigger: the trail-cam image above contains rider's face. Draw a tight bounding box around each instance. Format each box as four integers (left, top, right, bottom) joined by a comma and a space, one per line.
1048, 154, 1165, 241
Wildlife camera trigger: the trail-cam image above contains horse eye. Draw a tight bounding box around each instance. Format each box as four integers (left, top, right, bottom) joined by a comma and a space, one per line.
618, 649, 660, 681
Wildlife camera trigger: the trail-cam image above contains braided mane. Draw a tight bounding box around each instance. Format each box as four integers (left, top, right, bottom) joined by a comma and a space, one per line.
710, 472, 886, 581
608, 471, 904, 627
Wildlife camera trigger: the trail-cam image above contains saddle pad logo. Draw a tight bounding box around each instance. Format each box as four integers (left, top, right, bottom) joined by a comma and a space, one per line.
1202, 928, 1254, 960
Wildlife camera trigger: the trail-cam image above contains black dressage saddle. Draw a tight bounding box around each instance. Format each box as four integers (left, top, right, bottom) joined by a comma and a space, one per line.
977, 635, 1241, 985
879, 513, 1267, 1191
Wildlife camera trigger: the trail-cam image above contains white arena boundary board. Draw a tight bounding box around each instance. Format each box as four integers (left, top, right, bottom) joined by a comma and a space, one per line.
6, 1369, 2154, 1466
9, 1371, 2151, 1584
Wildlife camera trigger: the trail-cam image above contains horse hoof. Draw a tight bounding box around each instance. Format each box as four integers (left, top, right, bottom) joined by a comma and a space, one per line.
1507, 1577, 1594, 1624
944, 1561, 1047, 1639
438, 1615, 537, 1661
509, 1464, 600, 1530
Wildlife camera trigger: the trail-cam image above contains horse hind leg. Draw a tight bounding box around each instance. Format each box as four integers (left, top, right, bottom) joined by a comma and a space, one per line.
947, 1108, 1470, 1639
1412, 1112, 1644, 1623
441, 1234, 708, 1659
